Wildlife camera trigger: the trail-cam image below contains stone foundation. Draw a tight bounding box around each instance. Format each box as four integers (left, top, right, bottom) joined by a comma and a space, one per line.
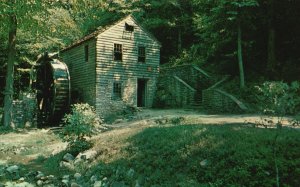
202, 89, 246, 113
155, 64, 211, 108
12, 93, 37, 128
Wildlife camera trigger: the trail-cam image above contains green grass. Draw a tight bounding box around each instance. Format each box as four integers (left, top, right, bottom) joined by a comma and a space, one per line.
85, 124, 300, 186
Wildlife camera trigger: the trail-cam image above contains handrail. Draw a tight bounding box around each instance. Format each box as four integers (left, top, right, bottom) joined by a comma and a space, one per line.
173, 75, 196, 92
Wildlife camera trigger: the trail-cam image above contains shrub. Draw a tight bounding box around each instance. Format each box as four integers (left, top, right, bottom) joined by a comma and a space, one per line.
60, 103, 102, 155
255, 81, 300, 117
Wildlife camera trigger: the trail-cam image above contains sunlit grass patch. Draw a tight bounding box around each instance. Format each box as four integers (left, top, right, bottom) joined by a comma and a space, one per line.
87, 124, 300, 186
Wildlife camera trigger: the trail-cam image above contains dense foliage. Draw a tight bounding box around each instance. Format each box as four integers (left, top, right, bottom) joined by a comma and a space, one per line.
1, 0, 300, 121
255, 81, 300, 116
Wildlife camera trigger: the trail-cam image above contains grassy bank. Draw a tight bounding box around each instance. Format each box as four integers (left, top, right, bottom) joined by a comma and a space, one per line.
84, 124, 300, 186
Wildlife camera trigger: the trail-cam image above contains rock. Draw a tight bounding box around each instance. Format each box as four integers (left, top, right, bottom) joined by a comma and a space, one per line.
200, 159, 208, 167
6, 165, 19, 173
74, 157, 85, 164
60, 161, 74, 170
48, 175, 55, 179
36, 171, 44, 179
63, 175, 70, 180
36, 180, 43, 186
63, 153, 75, 162
62, 179, 69, 186
25, 121, 32, 128
74, 173, 82, 180
90, 175, 98, 182
93, 181, 102, 187
76, 150, 97, 162
71, 182, 81, 187
43, 184, 55, 187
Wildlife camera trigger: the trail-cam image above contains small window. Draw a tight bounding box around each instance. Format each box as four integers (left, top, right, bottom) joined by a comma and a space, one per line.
125, 22, 134, 32
138, 46, 146, 63
114, 43, 122, 61
84, 45, 89, 62
112, 82, 122, 100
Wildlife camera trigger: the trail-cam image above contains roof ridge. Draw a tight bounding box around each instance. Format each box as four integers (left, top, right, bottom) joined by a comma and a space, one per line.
60, 14, 161, 52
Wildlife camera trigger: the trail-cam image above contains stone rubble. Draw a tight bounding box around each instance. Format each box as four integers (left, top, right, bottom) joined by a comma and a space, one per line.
0, 150, 143, 187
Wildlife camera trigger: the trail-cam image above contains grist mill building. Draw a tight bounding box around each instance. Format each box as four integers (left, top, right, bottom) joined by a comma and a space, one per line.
60, 15, 161, 118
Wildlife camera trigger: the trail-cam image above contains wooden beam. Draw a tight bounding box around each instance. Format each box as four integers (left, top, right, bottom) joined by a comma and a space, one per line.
173, 75, 196, 92
207, 76, 229, 90
215, 89, 248, 111
192, 65, 210, 78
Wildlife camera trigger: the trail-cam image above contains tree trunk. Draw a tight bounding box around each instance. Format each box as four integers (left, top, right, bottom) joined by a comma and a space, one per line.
3, 2, 17, 127
177, 27, 182, 53
237, 22, 245, 89
267, 0, 276, 76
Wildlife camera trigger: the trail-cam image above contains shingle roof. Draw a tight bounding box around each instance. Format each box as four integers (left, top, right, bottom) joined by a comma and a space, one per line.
60, 15, 161, 52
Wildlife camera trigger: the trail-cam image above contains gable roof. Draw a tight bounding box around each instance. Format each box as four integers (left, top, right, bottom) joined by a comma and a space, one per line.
61, 15, 161, 52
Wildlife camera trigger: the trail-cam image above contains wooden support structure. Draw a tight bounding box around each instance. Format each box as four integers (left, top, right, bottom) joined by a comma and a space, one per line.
173, 75, 196, 92
33, 52, 70, 126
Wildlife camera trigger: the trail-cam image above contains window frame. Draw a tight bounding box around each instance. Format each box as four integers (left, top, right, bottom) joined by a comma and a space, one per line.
138, 46, 146, 63
113, 43, 123, 61
125, 22, 134, 32
112, 82, 122, 100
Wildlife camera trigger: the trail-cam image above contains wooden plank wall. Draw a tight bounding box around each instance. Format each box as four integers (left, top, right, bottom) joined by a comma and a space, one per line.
60, 39, 97, 106
95, 16, 160, 117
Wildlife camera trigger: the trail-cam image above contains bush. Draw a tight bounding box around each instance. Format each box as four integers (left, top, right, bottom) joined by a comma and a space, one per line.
60, 103, 102, 155
255, 81, 300, 116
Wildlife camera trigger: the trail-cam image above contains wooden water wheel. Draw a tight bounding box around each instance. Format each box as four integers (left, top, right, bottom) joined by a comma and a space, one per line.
34, 53, 70, 126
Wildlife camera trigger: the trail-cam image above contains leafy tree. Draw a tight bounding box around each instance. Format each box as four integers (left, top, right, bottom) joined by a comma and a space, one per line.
0, 0, 80, 127
134, 0, 195, 63
193, 0, 258, 88
1, 0, 17, 127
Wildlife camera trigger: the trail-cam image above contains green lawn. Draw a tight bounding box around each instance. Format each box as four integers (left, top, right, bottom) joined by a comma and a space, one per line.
85, 124, 300, 186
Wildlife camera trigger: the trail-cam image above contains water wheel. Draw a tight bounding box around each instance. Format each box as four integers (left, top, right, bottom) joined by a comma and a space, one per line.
34, 53, 70, 126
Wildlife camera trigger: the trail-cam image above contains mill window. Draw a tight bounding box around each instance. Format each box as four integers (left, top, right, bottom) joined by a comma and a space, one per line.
125, 22, 134, 32
114, 43, 122, 61
138, 46, 146, 63
112, 82, 122, 100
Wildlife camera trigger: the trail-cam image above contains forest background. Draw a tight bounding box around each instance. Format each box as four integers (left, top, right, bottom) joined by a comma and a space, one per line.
0, 0, 299, 107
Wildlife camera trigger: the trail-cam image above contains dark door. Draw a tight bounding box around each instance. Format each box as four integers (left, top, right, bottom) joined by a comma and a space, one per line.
137, 79, 147, 107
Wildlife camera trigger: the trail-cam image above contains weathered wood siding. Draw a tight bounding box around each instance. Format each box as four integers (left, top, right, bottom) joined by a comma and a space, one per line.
95, 16, 160, 117
60, 39, 96, 106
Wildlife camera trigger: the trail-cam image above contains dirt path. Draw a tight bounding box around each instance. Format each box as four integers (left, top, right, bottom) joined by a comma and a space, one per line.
0, 109, 293, 166
0, 129, 67, 166
114, 109, 292, 128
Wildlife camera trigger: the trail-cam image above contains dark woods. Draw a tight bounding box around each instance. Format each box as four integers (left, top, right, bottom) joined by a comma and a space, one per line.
0, 0, 300, 104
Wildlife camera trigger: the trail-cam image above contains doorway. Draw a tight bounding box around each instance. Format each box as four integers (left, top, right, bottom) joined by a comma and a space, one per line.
137, 79, 147, 107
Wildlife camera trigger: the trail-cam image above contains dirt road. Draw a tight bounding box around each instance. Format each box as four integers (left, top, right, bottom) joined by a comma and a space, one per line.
0, 109, 293, 166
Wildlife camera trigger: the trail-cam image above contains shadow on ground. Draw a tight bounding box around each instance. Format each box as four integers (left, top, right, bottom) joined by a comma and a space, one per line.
86, 124, 300, 186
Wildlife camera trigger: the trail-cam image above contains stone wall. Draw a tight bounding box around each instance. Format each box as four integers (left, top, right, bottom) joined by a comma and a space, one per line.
12, 93, 37, 128
155, 64, 211, 108
202, 88, 246, 113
